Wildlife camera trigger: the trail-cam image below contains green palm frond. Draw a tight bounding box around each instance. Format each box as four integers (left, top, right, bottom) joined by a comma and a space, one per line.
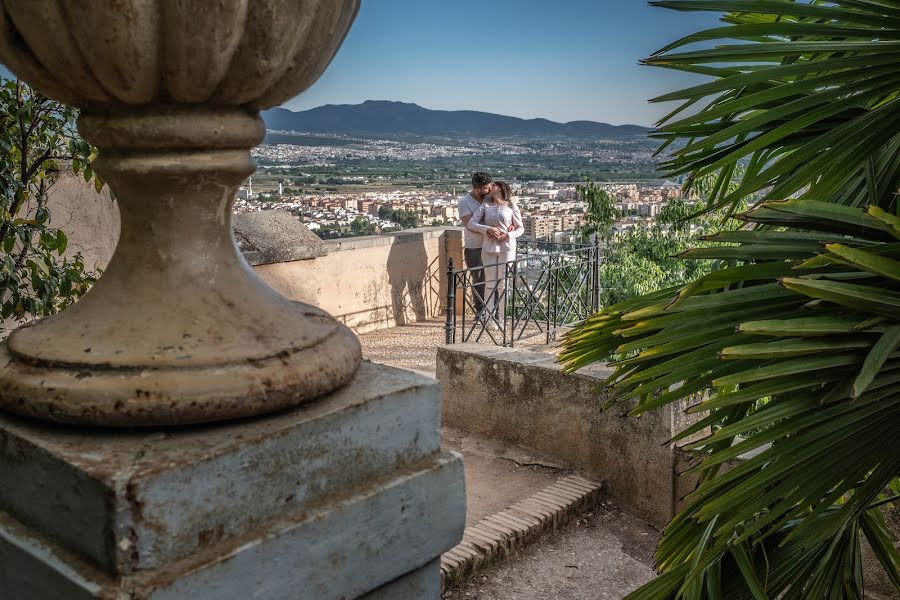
560, 200, 900, 599
645, 0, 900, 214
563, 2, 900, 596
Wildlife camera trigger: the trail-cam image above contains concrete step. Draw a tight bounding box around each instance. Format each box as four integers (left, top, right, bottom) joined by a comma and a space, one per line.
440, 475, 605, 590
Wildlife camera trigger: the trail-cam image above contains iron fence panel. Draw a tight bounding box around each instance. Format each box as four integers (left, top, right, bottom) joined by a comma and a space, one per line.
445, 239, 600, 347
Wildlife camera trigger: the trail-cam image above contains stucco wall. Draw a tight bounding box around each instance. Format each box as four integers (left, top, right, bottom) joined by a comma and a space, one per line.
254, 228, 463, 334
46, 170, 120, 272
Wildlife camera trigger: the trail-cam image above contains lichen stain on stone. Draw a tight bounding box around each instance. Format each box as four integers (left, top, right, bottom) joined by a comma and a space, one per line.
197, 524, 225, 548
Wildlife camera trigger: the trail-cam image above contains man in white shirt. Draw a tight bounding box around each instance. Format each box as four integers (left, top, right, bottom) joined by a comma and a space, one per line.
458, 172, 495, 315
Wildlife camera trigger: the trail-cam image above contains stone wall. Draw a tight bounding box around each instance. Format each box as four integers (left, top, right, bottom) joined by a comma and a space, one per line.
254, 228, 463, 334
46, 170, 120, 272
436, 343, 699, 529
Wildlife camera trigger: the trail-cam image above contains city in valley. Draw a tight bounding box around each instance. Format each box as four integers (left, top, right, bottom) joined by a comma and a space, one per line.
237, 130, 684, 241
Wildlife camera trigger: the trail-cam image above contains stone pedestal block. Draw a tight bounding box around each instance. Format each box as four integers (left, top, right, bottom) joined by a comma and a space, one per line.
0, 363, 465, 599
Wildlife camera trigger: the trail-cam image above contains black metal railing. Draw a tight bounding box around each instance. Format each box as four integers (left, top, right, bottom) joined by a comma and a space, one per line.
445, 239, 601, 347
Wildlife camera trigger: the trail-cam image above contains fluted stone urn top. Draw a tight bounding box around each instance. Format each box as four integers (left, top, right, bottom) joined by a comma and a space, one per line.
0, 0, 364, 426
0, 0, 359, 111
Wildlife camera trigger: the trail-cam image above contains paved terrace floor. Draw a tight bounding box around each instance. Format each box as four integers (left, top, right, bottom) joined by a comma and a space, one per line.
443, 504, 657, 600
359, 319, 448, 374
358, 318, 559, 374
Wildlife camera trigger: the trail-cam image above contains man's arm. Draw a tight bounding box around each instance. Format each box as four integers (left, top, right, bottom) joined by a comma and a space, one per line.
463, 214, 496, 236
467, 206, 502, 239
458, 197, 473, 229
466, 205, 490, 233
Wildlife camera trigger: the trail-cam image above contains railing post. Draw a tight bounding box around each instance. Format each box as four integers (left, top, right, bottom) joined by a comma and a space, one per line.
445, 258, 456, 344
546, 254, 554, 345
501, 260, 509, 347
510, 256, 518, 348
592, 234, 601, 313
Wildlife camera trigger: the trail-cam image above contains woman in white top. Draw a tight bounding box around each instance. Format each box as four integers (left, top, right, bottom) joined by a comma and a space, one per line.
466, 181, 524, 327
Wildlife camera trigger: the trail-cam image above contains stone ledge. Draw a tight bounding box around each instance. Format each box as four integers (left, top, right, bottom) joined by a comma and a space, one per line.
439, 342, 615, 379
437, 344, 699, 528
324, 226, 450, 252
233, 209, 328, 265
439, 475, 603, 591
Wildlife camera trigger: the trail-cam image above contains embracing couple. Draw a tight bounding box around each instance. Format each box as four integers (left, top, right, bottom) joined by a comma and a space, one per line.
458, 172, 524, 327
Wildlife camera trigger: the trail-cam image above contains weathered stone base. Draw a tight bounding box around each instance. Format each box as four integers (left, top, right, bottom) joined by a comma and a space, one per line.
0, 363, 465, 599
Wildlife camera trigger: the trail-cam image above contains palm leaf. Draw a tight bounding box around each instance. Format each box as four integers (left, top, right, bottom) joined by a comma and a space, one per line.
644, 0, 900, 213
559, 1, 900, 596
559, 201, 900, 599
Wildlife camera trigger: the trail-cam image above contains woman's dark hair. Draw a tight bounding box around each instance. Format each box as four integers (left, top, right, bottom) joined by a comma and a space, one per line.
493, 181, 512, 202
471, 171, 492, 187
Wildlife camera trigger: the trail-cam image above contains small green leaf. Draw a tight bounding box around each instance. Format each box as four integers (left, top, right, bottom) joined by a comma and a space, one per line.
730, 543, 769, 600
852, 326, 900, 399
780, 277, 900, 319
824, 243, 900, 283
721, 338, 871, 360
713, 353, 861, 387
35, 207, 50, 225
739, 317, 883, 337
867, 205, 900, 236
55, 230, 67, 256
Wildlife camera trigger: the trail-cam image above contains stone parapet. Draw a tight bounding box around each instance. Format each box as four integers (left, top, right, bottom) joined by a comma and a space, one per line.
436, 344, 699, 529
254, 227, 464, 334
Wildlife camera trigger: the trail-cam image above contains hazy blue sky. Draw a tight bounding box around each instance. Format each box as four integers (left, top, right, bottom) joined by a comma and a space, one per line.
0, 2, 723, 126
283, 1, 722, 126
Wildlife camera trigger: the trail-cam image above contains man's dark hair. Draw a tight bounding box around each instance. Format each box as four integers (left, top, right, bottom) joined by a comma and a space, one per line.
472, 172, 492, 188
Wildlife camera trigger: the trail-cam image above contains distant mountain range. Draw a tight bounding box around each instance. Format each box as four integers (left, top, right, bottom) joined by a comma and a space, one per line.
262, 100, 650, 140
